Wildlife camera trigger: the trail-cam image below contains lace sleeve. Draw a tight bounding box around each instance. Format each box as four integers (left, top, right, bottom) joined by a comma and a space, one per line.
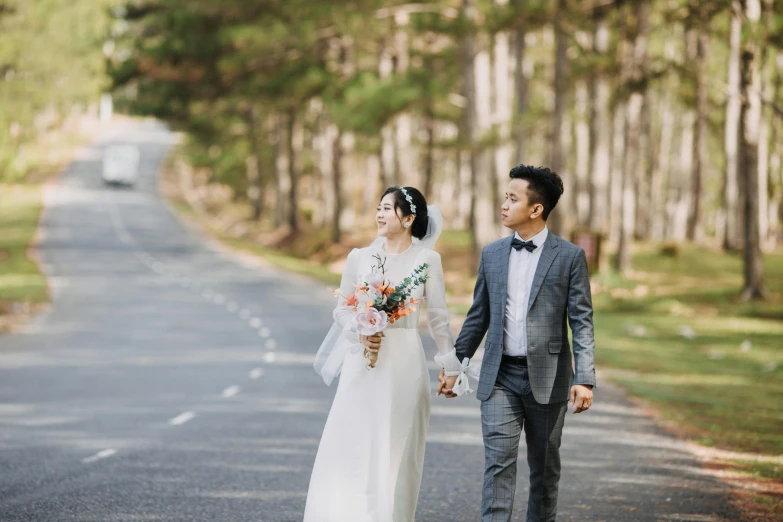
424, 251, 462, 373
333, 248, 361, 342
314, 249, 362, 385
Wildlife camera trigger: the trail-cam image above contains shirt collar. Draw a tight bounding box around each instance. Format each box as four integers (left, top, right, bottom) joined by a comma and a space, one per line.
514, 226, 548, 248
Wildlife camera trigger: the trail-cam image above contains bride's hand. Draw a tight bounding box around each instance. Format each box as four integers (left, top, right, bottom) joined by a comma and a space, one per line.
359, 332, 384, 352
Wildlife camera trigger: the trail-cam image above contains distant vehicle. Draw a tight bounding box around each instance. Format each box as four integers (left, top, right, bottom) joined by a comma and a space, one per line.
102, 145, 140, 186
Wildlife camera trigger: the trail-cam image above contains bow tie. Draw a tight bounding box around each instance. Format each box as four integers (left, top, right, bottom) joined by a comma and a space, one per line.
511, 237, 537, 252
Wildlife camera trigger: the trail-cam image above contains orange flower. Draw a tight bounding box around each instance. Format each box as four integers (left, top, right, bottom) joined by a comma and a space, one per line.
343, 293, 358, 307
355, 284, 369, 294
409, 297, 418, 305
365, 301, 374, 312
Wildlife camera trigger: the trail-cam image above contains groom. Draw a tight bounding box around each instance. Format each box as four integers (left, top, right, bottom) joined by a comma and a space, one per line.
439, 164, 596, 522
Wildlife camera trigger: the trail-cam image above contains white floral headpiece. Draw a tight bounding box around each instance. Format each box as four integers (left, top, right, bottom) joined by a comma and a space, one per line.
400, 187, 416, 215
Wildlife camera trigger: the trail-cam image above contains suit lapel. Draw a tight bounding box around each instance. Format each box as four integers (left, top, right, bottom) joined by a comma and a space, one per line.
495, 235, 514, 312
527, 233, 560, 312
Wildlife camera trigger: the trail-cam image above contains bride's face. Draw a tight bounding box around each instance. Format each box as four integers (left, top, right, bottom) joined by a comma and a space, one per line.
376, 193, 412, 237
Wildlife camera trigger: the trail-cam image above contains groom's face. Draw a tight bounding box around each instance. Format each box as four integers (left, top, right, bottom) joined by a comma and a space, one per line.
501, 179, 536, 228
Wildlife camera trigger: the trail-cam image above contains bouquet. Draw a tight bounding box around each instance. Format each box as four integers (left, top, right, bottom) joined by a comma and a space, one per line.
334, 253, 429, 369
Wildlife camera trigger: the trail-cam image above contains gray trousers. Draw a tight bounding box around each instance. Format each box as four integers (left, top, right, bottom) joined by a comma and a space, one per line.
480, 361, 568, 522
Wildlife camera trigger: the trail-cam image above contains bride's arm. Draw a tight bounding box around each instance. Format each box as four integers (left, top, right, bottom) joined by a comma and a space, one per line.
333, 248, 361, 341
424, 251, 474, 394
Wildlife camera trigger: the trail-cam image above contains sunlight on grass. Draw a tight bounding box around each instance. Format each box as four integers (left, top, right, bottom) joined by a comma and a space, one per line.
0, 185, 48, 304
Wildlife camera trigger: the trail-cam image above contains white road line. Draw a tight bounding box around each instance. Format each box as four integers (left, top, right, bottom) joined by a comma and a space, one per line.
222, 385, 240, 398
249, 368, 264, 379
259, 328, 270, 338
168, 411, 196, 426
264, 339, 277, 350
263, 353, 277, 363
249, 318, 262, 328
82, 448, 117, 463
239, 309, 251, 319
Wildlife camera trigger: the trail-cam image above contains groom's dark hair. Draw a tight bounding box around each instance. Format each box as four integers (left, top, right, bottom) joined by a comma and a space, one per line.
509, 164, 564, 221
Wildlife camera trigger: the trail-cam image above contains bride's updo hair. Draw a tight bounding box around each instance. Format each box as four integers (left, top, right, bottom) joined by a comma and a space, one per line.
381, 186, 429, 240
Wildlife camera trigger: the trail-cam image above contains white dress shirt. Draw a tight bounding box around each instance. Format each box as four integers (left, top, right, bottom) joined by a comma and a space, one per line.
503, 227, 548, 356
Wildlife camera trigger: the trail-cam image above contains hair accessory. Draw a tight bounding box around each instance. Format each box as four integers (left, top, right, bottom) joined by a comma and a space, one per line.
400, 188, 416, 215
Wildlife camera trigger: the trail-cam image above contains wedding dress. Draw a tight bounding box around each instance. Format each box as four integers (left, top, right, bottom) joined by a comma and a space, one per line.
304, 236, 468, 522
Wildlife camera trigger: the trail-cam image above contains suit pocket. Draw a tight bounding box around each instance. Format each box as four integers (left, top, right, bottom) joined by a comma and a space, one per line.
548, 341, 564, 354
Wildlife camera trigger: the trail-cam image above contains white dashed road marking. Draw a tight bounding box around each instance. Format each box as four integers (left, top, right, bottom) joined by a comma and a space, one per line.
83, 449, 117, 464
168, 411, 196, 426
222, 386, 240, 398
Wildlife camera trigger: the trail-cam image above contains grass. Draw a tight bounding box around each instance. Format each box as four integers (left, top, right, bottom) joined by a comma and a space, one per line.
730, 460, 783, 481
591, 243, 783, 456
0, 185, 48, 306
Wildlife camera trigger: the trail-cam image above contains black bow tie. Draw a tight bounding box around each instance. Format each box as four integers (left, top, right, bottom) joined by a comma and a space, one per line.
511, 237, 537, 252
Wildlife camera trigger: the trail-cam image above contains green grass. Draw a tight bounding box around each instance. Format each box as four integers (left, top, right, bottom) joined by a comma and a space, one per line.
592, 243, 783, 456
0, 185, 48, 305
729, 460, 783, 481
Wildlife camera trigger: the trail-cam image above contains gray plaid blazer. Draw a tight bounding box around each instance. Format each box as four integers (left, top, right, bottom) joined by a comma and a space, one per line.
455, 232, 596, 404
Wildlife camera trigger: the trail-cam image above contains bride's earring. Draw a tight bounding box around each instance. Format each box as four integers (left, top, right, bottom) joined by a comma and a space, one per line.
404, 223, 410, 228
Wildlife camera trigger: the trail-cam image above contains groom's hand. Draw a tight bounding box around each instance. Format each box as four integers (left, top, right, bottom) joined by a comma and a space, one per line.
569, 384, 593, 414
437, 370, 458, 398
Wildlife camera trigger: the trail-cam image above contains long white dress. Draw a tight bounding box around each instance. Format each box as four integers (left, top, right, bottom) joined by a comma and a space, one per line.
304, 242, 465, 522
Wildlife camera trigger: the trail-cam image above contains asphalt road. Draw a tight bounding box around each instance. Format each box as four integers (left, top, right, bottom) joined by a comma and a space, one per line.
0, 121, 738, 521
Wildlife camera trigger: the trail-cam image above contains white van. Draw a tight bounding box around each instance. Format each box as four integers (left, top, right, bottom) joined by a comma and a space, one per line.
102, 145, 140, 186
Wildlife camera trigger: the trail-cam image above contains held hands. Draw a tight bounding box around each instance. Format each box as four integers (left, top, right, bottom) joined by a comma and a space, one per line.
569, 384, 593, 414
437, 369, 458, 399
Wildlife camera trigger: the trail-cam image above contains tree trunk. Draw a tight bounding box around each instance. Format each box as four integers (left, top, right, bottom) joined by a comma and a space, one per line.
758, 0, 774, 250
423, 109, 435, 198
609, 102, 626, 245
547, 0, 569, 235
575, 78, 590, 227
723, 6, 743, 251
459, 0, 480, 263
286, 106, 298, 233
493, 1, 513, 233
331, 129, 343, 243
739, 0, 765, 301
687, 23, 708, 241
513, 0, 528, 164
245, 106, 265, 221
615, 0, 649, 274
651, 55, 677, 241
273, 113, 285, 228
771, 50, 783, 247
588, 5, 611, 233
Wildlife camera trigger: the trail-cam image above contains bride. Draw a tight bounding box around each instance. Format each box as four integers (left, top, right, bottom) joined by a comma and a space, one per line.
304, 186, 473, 522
